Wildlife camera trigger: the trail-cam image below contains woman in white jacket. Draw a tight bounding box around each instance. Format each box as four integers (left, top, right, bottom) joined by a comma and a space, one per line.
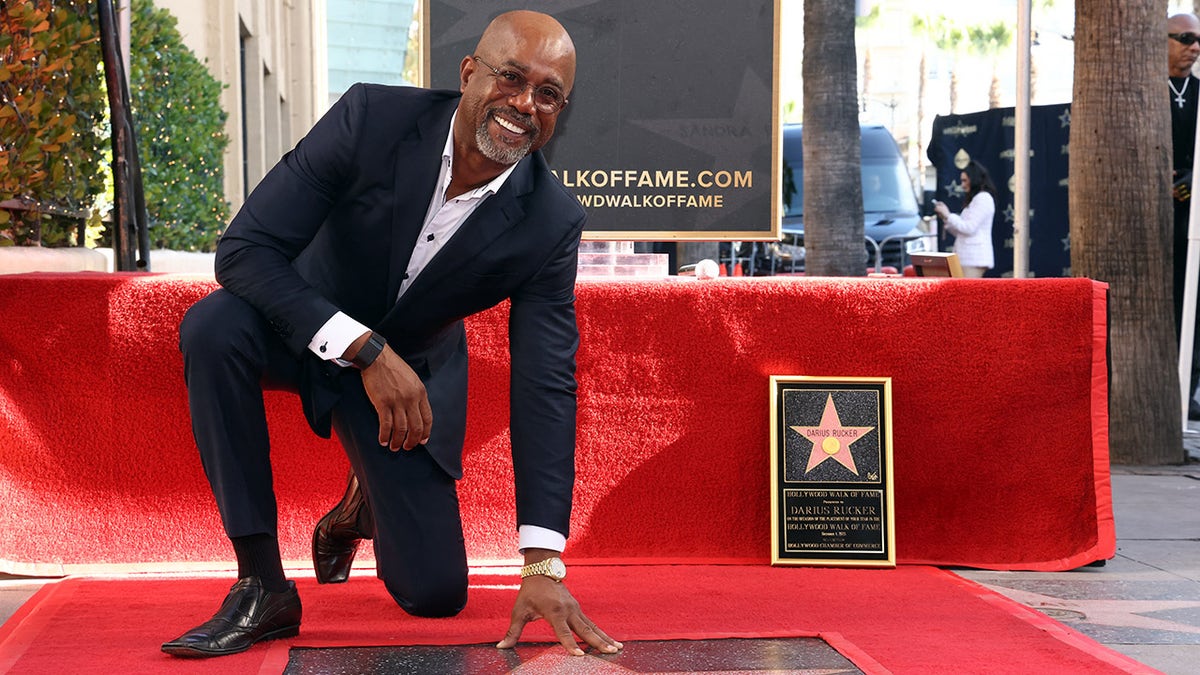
933, 160, 997, 278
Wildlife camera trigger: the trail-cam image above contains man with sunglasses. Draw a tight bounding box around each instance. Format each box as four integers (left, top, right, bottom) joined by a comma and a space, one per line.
1169, 13, 1200, 419
163, 10, 623, 659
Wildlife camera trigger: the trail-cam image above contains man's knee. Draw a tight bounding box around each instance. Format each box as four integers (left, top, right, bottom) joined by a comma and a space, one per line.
179, 291, 262, 363
384, 575, 468, 618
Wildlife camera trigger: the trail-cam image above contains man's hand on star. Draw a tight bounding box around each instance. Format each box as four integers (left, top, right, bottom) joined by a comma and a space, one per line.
496, 575, 622, 656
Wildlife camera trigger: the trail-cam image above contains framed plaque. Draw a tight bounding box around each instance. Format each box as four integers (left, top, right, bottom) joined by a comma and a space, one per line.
769, 376, 895, 566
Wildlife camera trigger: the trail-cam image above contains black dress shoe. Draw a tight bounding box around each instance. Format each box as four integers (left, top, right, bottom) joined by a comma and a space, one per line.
313, 470, 375, 584
161, 577, 301, 657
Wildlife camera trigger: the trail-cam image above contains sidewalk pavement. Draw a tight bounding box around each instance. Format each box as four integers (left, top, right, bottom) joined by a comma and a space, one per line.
959, 432, 1200, 675
2, 442, 1198, 673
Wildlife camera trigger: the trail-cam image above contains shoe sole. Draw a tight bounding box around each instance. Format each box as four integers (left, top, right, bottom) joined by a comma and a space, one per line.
161, 623, 300, 658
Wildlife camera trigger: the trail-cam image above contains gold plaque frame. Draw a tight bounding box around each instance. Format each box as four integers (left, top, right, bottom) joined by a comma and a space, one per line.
769, 376, 895, 567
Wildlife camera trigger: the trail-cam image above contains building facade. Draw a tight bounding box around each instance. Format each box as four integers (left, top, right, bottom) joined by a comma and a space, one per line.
326, 0, 418, 107
153, 0, 326, 213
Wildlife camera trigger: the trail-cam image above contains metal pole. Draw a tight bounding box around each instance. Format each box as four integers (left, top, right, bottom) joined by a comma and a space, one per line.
97, 0, 150, 270
118, 0, 130, 92
1013, 0, 1032, 278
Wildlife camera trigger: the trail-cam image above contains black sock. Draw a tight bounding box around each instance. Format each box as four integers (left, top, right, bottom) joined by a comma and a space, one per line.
230, 534, 288, 592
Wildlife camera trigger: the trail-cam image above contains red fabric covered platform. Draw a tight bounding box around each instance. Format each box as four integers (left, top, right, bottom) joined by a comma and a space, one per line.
0, 273, 1113, 573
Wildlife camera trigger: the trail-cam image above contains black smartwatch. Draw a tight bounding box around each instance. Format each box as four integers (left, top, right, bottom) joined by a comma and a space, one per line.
351, 331, 387, 369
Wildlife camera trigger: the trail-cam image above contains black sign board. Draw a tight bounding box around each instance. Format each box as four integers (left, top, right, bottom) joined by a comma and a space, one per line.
770, 376, 895, 566
423, 0, 781, 241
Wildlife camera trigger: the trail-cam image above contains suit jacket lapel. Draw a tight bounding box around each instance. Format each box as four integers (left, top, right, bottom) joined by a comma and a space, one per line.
395, 154, 535, 304
384, 99, 459, 304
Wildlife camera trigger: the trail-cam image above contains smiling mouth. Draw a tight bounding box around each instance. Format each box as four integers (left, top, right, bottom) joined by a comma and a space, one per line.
493, 115, 528, 135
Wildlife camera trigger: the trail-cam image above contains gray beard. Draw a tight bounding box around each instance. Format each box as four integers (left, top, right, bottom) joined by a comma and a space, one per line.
476, 113, 533, 165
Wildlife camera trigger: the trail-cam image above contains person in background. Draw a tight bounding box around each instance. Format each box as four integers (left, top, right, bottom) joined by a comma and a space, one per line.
1168, 12, 1200, 419
933, 160, 996, 278
161, 10, 622, 659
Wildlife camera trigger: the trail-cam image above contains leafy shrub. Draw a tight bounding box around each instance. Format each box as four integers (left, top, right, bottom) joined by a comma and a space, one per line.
130, 0, 229, 251
0, 0, 107, 246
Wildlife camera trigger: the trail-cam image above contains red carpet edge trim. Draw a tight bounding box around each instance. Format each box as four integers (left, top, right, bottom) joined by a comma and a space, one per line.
819, 632, 892, 675
0, 579, 72, 672
260, 641, 292, 675
1090, 281, 1117, 560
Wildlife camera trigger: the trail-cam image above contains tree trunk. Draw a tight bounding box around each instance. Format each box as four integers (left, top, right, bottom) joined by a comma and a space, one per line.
1070, 0, 1183, 464
950, 69, 959, 113
802, 0, 864, 277
1030, 54, 1039, 103
861, 49, 872, 113
989, 68, 1002, 109
916, 50, 927, 186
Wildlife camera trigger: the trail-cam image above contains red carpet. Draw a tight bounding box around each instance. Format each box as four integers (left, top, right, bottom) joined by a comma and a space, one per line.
0, 274, 1113, 571
0, 565, 1154, 674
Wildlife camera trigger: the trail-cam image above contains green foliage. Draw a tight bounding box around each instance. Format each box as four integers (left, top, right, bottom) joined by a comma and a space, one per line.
0, 0, 106, 246
401, 1, 421, 85
912, 14, 965, 53
130, 0, 229, 251
967, 22, 1014, 57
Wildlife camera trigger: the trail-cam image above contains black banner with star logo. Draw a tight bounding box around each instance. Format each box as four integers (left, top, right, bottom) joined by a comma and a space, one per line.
927, 103, 1072, 278
426, 0, 780, 240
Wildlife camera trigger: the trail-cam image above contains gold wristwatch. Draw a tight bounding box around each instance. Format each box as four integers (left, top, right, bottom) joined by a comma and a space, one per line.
520, 557, 567, 582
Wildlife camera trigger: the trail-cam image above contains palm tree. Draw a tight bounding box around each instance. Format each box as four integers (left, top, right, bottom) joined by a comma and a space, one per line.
967, 22, 1013, 109
802, 0, 864, 276
912, 15, 965, 114
1030, 0, 1061, 102
1071, 0, 1183, 463
910, 13, 957, 189
856, 3, 883, 118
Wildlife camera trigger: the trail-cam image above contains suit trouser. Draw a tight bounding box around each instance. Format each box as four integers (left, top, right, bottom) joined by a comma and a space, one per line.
178, 289, 468, 617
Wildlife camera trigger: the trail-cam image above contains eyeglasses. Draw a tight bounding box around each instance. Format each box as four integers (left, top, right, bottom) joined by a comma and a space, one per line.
1170, 32, 1200, 46
472, 56, 568, 114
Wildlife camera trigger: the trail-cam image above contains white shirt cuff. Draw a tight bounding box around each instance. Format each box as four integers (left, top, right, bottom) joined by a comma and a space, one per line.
518, 525, 566, 553
307, 311, 370, 362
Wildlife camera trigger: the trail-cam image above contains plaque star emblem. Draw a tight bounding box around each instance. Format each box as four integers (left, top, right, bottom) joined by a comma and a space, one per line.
790, 395, 875, 475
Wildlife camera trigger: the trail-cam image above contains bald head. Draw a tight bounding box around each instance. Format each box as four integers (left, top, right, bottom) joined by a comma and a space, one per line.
475, 11, 577, 96
1169, 13, 1199, 33
1169, 13, 1200, 78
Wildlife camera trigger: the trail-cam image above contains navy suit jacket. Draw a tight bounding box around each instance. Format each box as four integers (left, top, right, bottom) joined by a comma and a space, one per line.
213, 84, 585, 537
